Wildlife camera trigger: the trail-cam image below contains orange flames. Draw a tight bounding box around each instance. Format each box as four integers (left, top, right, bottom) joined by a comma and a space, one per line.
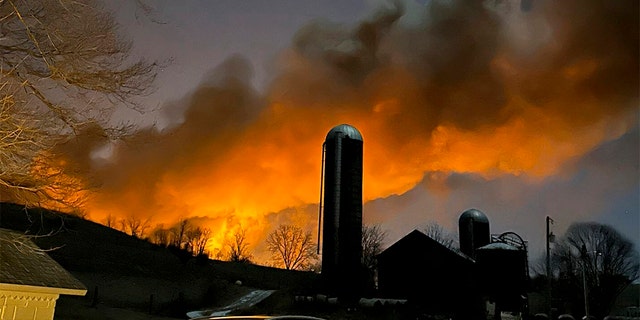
53, 1, 637, 264
82, 93, 632, 263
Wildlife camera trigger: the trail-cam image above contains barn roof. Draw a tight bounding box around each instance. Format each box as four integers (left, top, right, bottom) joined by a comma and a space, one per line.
378, 229, 474, 263
0, 228, 86, 294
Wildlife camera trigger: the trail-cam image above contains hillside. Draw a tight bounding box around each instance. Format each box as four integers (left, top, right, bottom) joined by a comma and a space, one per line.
0, 202, 320, 319
3, 203, 637, 320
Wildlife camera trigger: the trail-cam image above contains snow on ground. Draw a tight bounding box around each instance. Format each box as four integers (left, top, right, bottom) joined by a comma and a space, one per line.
186, 289, 276, 319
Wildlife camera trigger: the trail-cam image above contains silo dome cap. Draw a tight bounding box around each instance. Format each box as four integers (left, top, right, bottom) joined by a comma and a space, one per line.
459, 208, 489, 224
326, 124, 363, 141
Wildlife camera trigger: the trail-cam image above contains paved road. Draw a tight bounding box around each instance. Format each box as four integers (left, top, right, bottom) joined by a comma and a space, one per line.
187, 289, 276, 319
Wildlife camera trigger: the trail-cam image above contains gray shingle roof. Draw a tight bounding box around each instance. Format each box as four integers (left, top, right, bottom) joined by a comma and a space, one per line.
0, 228, 86, 292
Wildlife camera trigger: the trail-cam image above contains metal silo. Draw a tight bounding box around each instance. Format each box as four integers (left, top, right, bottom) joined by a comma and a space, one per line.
318, 124, 363, 301
475, 236, 529, 314
458, 208, 490, 258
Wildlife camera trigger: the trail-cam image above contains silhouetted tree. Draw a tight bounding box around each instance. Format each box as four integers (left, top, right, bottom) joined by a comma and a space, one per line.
184, 227, 199, 253
193, 227, 211, 256
224, 226, 252, 263
551, 222, 639, 318
266, 224, 317, 270
149, 221, 211, 257
362, 224, 387, 272
423, 221, 456, 249
362, 223, 387, 292
183, 225, 211, 254
151, 224, 170, 247
119, 216, 151, 238
170, 219, 189, 249
0, 0, 157, 209
103, 213, 117, 229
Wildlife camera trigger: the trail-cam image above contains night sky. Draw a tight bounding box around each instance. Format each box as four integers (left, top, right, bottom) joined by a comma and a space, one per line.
83, 0, 640, 264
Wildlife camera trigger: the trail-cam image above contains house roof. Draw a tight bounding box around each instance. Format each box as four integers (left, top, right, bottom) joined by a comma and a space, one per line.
0, 228, 86, 294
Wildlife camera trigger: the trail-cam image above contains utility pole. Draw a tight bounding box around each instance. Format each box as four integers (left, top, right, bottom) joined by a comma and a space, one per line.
581, 244, 589, 319
546, 216, 554, 317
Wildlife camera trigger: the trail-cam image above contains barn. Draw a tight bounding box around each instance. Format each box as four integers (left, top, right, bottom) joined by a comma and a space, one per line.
376, 229, 483, 318
376, 209, 530, 319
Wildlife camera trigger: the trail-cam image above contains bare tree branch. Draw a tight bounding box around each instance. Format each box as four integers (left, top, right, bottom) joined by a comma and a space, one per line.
224, 225, 252, 262
549, 222, 639, 318
422, 220, 457, 249
0, 0, 158, 209
267, 224, 317, 270
362, 223, 386, 271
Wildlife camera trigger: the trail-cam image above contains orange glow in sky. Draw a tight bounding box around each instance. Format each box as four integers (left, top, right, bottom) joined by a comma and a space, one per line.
50, 0, 637, 265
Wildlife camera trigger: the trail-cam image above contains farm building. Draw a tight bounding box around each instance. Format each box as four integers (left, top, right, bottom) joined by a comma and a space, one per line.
376, 209, 530, 319
377, 229, 483, 318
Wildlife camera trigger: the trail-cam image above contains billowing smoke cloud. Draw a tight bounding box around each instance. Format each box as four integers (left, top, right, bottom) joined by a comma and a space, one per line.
58, 0, 638, 260
365, 129, 639, 258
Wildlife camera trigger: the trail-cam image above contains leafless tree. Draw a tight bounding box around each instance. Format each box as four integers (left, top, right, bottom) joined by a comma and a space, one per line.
423, 221, 456, 249
193, 227, 211, 256
362, 224, 387, 272
119, 215, 151, 238
149, 221, 210, 256
550, 222, 639, 318
224, 225, 252, 262
184, 226, 211, 254
361, 223, 387, 291
0, 0, 157, 209
170, 219, 189, 249
103, 213, 117, 228
266, 224, 317, 270
150, 224, 170, 247
184, 227, 198, 252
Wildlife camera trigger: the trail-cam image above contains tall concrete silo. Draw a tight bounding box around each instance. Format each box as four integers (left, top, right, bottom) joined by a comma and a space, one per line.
319, 124, 363, 301
458, 208, 490, 258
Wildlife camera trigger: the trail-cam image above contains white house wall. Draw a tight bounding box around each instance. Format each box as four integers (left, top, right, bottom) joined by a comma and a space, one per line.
0, 288, 58, 320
